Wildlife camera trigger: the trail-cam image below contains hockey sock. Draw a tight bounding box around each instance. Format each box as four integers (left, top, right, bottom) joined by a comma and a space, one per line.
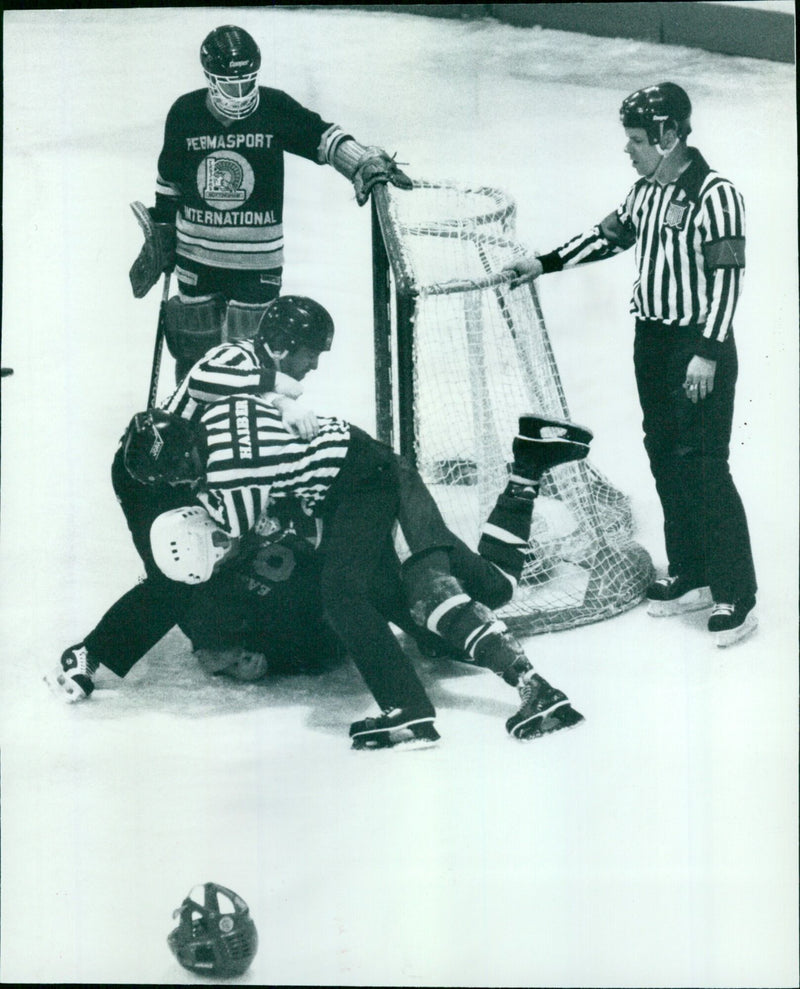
432, 600, 533, 686
478, 492, 535, 585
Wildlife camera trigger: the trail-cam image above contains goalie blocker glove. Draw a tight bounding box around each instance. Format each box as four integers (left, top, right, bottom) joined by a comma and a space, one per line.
330, 137, 413, 206
129, 200, 176, 298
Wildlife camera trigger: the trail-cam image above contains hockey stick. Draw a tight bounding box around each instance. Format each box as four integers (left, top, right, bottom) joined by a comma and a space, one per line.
147, 269, 172, 409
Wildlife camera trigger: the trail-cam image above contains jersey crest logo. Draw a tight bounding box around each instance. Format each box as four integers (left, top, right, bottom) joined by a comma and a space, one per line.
197, 150, 254, 210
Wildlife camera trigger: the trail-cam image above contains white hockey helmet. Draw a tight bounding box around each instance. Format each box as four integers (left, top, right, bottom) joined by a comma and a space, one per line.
150, 506, 233, 584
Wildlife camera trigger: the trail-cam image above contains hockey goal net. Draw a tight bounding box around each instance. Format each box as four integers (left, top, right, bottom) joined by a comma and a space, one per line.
371, 179, 653, 634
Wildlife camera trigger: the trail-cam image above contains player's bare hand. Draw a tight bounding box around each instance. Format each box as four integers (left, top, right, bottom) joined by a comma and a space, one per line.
683, 356, 717, 403
282, 402, 319, 440
274, 371, 303, 400
504, 253, 543, 286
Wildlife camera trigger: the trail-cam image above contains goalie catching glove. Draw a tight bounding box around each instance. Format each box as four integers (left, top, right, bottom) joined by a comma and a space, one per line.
128, 201, 175, 298
331, 138, 413, 206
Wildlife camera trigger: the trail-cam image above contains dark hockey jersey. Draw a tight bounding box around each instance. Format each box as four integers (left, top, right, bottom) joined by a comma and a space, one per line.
154, 87, 334, 271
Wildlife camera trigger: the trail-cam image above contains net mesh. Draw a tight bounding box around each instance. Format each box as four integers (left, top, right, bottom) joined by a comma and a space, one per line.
375, 180, 653, 634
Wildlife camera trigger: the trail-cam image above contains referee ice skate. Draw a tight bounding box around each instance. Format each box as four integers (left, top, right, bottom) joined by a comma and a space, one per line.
510, 82, 757, 647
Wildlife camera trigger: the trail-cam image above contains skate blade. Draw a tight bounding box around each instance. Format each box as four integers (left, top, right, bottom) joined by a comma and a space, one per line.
511, 702, 585, 740
518, 415, 593, 445
646, 586, 712, 617
714, 612, 758, 648
351, 724, 440, 751
43, 670, 91, 703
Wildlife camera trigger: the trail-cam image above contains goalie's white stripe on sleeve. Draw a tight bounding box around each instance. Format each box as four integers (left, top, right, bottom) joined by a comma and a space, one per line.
318, 124, 349, 165
480, 522, 526, 546
156, 176, 180, 197
426, 593, 471, 634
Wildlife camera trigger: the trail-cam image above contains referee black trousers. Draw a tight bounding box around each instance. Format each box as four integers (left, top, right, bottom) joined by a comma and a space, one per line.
319, 428, 436, 716
633, 320, 757, 604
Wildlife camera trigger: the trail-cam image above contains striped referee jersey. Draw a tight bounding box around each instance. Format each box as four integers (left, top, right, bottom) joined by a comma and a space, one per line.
163, 339, 277, 423
539, 148, 745, 358
195, 395, 350, 539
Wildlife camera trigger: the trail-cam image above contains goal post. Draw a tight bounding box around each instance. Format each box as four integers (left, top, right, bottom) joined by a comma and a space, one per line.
371, 180, 654, 635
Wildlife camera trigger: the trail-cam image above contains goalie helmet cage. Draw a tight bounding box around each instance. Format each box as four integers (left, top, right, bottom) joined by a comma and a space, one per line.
370, 180, 654, 635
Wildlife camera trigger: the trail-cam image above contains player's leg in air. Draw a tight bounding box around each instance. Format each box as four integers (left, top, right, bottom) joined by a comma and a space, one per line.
400, 415, 593, 740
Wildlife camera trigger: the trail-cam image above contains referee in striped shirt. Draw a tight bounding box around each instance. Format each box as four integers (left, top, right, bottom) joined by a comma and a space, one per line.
512, 82, 757, 646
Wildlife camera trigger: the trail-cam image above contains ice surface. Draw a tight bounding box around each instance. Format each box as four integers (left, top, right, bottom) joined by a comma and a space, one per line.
1, 7, 797, 986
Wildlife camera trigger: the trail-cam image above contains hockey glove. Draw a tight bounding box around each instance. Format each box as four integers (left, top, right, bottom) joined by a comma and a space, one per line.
352, 148, 413, 206
129, 200, 176, 299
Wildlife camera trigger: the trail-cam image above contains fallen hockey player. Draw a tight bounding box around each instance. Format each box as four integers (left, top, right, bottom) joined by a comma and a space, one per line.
117, 403, 592, 749
48, 405, 591, 748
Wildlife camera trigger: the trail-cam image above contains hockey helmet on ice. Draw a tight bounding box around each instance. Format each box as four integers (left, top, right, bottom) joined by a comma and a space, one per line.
122, 409, 204, 487
150, 505, 234, 583
256, 296, 335, 357
200, 25, 261, 119
620, 82, 692, 145
168, 882, 258, 978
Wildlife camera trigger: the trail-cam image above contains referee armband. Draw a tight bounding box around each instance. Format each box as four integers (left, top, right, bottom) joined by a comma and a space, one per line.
703, 237, 746, 269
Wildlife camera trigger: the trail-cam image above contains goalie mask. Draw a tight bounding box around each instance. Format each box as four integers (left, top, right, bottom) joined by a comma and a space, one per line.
168, 882, 258, 978
201, 25, 261, 119
150, 506, 234, 583
122, 410, 204, 487
620, 82, 692, 147
256, 296, 335, 360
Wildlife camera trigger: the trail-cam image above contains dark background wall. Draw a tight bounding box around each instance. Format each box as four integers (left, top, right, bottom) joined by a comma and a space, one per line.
313, 3, 795, 64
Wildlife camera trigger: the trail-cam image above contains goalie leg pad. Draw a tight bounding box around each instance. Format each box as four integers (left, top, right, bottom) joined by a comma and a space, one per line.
164, 295, 226, 380
224, 300, 272, 342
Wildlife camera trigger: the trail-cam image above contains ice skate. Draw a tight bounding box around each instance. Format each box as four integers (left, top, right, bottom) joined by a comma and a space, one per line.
350, 707, 440, 750
44, 643, 97, 702
518, 414, 594, 447
511, 416, 591, 481
708, 599, 758, 648
646, 575, 712, 616
506, 672, 584, 740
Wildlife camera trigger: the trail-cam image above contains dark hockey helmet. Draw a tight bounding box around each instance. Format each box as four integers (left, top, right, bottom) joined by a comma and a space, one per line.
256, 296, 335, 356
200, 25, 261, 119
620, 83, 692, 145
167, 882, 258, 979
122, 409, 204, 486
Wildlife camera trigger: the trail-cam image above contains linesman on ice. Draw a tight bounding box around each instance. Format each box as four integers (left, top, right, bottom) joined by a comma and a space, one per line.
510, 82, 757, 647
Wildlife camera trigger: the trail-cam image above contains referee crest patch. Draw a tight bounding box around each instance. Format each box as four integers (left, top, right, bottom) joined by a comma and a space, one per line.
664, 199, 688, 229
